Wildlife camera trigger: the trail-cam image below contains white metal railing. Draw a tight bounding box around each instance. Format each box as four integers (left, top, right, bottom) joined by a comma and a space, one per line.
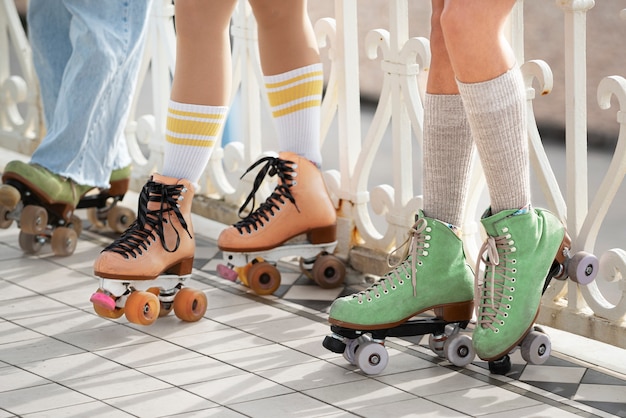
2, 0, 625, 348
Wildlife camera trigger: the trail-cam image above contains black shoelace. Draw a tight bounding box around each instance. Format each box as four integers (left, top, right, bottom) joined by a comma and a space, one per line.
103, 180, 192, 258
233, 156, 299, 234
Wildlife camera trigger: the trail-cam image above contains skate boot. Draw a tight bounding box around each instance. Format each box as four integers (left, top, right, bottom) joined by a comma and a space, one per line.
217, 152, 343, 294
0, 161, 93, 256
472, 207, 567, 361
328, 211, 474, 329
91, 174, 207, 325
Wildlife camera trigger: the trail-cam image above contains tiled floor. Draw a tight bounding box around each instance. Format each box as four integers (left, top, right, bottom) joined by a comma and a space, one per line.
1, 199, 626, 417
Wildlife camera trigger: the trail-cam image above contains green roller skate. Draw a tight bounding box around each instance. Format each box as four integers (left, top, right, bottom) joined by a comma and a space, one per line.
472, 207, 568, 364
0, 161, 134, 256
324, 211, 476, 374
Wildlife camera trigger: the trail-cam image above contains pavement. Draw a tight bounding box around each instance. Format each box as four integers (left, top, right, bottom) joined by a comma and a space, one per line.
0, 185, 626, 417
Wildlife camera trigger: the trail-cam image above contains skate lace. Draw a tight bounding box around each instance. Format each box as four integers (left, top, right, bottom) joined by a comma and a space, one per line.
103, 180, 192, 258
474, 229, 518, 332
353, 218, 430, 303
233, 156, 299, 233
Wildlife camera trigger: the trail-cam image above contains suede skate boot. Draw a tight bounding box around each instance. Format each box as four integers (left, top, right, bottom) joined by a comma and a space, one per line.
328, 211, 474, 330
217, 152, 336, 252
1, 161, 93, 217
93, 173, 195, 280
472, 207, 566, 361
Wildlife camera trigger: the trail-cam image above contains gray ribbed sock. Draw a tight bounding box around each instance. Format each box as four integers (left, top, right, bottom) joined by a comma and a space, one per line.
422, 93, 475, 227
457, 67, 530, 214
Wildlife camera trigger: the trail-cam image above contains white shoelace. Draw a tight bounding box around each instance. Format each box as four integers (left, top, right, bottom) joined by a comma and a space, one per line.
474, 229, 518, 332
354, 218, 430, 303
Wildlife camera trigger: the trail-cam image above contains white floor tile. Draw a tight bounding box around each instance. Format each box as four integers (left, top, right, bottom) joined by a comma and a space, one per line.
237, 314, 329, 343
137, 355, 248, 386
21, 401, 134, 417
481, 404, 585, 417
573, 383, 626, 403
376, 365, 487, 397
21, 352, 128, 382
349, 397, 467, 417
167, 328, 273, 356
0, 383, 93, 416
303, 378, 415, 409
95, 340, 199, 368
184, 373, 293, 405
0, 366, 47, 392
63, 368, 172, 400
520, 365, 586, 383
0, 321, 41, 344
0, 336, 84, 365
105, 387, 219, 416
229, 392, 345, 417
211, 342, 318, 372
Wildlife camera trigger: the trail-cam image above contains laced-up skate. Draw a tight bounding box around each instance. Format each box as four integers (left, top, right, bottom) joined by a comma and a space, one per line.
323, 211, 476, 374
472, 207, 598, 374
0, 161, 134, 256
217, 152, 344, 295
91, 174, 206, 325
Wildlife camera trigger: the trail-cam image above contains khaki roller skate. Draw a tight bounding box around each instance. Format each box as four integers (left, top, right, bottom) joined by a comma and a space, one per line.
0, 161, 135, 256
216, 152, 345, 295
91, 174, 207, 325
323, 211, 476, 375
473, 207, 598, 374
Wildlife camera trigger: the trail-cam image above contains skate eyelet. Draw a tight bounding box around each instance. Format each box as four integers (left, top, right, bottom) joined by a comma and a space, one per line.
398, 280, 404, 285
499, 320, 505, 326
508, 295, 514, 301
383, 290, 389, 294
367, 298, 373, 302
424, 243, 430, 248
494, 328, 500, 333
391, 285, 397, 290
506, 304, 511, 310
511, 247, 517, 252
426, 227, 432, 232
417, 261, 423, 266
422, 251, 429, 256
375, 294, 381, 298
358, 300, 363, 304
502, 227, 509, 233
425, 235, 431, 240
511, 268, 517, 274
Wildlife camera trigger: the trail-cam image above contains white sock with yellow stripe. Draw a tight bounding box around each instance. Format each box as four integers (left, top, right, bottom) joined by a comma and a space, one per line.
162, 100, 228, 187
264, 63, 323, 166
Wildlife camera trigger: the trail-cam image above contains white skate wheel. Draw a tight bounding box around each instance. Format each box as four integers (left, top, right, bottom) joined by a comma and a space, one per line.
521, 330, 551, 365
443, 333, 475, 367
567, 251, 598, 285
355, 342, 388, 375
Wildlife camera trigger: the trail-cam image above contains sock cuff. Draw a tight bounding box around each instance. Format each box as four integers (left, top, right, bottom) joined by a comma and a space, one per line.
456, 67, 525, 114
264, 63, 323, 85
168, 99, 229, 116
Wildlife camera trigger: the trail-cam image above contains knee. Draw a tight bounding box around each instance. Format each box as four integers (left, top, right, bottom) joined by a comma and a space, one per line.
439, 5, 474, 48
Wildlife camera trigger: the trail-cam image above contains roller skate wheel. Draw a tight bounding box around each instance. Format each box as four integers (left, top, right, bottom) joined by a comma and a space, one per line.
0, 184, 21, 209
343, 338, 360, 365
87, 207, 106, 229
90, 290, 117, 311
0, 205, 13, 229
247, 261, 281, 295
355, 342, 388, 375
147, 287, 173, 317
443, 333, 475, 367
217, 264, 238, 282
173, 288, 207, 322
428, 333, 447, 358
50, 227, 77, 257
521, 330, 551, 365
312, 254, 346, 289
125, 291, 160, 325
18, 231, 44, 254
107, 205, 135, 234
20, 205, 48, 234
568, 251, 598, 285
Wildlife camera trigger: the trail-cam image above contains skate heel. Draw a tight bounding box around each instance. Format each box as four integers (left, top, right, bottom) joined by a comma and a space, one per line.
552, 230, 598, 285
165, 257, 194, 276
433, 300, 474, 323
554, 231, 572, 265
107, 177, 130, 197
307, 224, 337, 245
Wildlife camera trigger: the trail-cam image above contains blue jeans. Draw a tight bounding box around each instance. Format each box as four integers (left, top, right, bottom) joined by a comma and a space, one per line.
27, 0, 152, 188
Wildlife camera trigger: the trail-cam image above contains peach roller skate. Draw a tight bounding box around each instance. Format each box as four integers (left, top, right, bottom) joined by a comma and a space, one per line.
473, 207, 598, 375
0, 161, 134, 256
91, 174, 207, 325
216, 152, 345, 295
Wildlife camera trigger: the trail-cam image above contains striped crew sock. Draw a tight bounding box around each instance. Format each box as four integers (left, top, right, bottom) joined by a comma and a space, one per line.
264, 63, 323, 166
162, 100, 228, 187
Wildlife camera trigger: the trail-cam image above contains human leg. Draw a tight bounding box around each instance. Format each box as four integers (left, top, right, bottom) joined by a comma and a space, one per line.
28, 0, 151, 189
217, 0, 336, 256
94, 0, 236, 281
328, 0, 474, 327
440, 0, 567, 360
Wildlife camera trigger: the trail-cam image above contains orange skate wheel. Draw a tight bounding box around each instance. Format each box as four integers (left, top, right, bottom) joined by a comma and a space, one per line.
86, 207, 106, 229
125, 291, 160, 325
0, 205, 13, 229
147, 287, 173, 317
107, 205, 135, 234
312, 254, 346, 289
18, 231, 44, 254
93, 302, 125, 319
247, 262, 281, 295
50, 227, 78, 257
20, 205, 48, 234
173, 288, 207, 322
